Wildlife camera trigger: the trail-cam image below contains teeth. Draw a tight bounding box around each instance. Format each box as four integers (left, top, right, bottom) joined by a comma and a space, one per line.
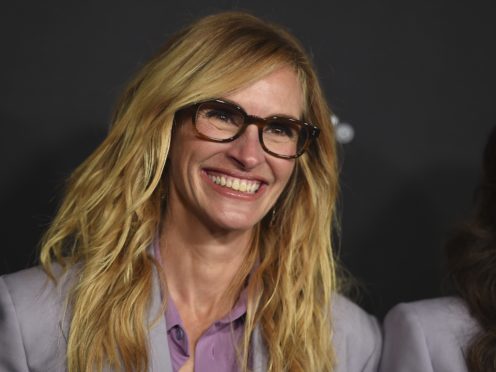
232, 179, 240, 191
208, 173, 261, 194
239, 181, 247, 192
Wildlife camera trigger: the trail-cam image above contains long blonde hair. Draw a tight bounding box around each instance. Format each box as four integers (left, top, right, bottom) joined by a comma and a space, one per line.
40, 11, 339, 371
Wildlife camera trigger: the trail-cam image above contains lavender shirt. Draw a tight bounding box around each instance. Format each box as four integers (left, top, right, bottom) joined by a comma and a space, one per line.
165, 289, 247, 371
154, 241, 247, 371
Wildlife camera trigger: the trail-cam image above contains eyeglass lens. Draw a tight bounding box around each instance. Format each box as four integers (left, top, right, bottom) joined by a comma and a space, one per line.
195, 101, 307, 157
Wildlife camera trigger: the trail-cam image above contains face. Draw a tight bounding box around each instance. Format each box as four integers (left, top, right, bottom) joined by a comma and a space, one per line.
167, 66, 303, 233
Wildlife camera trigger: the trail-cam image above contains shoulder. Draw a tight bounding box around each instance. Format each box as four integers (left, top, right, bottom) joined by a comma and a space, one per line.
384, 297, 478, 347
332, 293, 382, 372
1, 265, 72, 315
2, 264, 64, 292
0, 265, 73, 371
380, 297, 478, 372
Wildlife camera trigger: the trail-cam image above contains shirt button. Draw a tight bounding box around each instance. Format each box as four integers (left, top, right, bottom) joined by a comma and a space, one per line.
175, 327, 184, 341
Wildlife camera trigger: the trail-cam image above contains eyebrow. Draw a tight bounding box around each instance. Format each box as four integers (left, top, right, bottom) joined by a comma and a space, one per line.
218, 97, 303, 121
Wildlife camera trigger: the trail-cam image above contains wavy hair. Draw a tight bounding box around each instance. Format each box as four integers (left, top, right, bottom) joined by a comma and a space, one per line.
445, 126, 496, 371
40, 11, 339, 371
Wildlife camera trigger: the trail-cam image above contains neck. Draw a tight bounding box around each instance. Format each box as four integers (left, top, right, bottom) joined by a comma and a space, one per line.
159, 210, 254, 317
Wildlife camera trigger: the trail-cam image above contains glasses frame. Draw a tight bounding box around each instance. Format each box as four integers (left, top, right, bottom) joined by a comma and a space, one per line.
178, 98, 320, 159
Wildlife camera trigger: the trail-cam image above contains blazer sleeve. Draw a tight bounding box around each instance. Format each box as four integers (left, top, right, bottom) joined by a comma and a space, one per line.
352, 313, 381, 372
379, 303, 434, 372
0, 277, 30, 372
332, 294, 382, 372
361, 319, 382, 372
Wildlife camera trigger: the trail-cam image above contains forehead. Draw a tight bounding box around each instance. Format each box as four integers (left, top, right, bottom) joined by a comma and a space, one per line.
222, 66, 304, 119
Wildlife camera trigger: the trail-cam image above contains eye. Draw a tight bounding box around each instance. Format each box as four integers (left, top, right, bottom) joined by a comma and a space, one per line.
264, 121, 297, 138
198, 104, 243, 127
205, 109, 235, 124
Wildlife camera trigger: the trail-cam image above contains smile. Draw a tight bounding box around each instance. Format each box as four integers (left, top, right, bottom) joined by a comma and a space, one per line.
207, 173, 261, 194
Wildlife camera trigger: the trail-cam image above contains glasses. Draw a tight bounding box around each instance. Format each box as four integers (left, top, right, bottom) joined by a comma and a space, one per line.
179, 99, 320, 159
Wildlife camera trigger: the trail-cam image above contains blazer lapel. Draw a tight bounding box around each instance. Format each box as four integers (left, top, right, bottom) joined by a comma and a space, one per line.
251, 325, 268, 372
148, 267, 173, 372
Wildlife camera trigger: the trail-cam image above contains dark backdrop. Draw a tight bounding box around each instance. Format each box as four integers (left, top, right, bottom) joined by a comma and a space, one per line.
1, 0, 495, 318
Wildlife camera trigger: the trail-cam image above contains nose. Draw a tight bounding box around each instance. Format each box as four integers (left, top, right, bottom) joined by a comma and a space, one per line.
225, 125, 265, 169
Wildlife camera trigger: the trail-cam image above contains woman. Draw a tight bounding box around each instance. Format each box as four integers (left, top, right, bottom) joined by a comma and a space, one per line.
380, 126, 496, 372
0, 12, 381, 372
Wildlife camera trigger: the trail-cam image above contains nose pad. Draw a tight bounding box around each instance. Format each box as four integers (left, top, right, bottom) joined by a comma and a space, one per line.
226, 125, 265, 169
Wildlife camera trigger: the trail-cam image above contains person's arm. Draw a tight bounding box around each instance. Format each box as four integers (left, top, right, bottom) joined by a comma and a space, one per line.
360, 314, 382, 372
0, 277, 30, 372
379, 303, 434, 372
332, 294, 382, 372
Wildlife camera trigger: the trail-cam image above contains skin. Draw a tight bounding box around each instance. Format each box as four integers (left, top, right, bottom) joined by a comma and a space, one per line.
160, 66, 304, 371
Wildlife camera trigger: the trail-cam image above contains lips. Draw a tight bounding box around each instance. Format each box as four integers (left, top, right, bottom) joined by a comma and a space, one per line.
206, 172, 262, 194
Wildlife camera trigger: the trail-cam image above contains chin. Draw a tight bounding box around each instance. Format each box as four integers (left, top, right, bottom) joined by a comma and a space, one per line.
209, 211, 263, 232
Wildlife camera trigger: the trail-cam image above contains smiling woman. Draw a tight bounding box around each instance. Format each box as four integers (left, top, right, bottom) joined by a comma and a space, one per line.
167, 67, 299, 232
0, 11, 380, 372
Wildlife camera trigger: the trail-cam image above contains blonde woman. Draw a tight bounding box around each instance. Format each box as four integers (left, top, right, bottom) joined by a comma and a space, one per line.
0, 12, 380, 372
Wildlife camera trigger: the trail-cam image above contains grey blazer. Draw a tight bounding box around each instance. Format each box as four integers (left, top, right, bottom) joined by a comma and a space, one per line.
379, 297, 480, 372
1, 266, 381, 371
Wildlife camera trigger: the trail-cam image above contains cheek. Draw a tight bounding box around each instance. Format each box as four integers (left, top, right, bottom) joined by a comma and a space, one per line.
274, 159, 296, 187
167, 131, 196, 189
269, 161, 297, 212
168, 127, 203, 171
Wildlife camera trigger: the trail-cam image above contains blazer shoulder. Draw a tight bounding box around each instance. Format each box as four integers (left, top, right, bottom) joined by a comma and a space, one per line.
386, 297, 478, 344
380, 297, 478, 372
0, 265, 73, 371
332, 293, 382, 372
1, 264, 73, 311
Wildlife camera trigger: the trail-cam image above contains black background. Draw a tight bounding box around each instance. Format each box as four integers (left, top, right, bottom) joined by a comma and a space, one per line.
1, 0, 495, 318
